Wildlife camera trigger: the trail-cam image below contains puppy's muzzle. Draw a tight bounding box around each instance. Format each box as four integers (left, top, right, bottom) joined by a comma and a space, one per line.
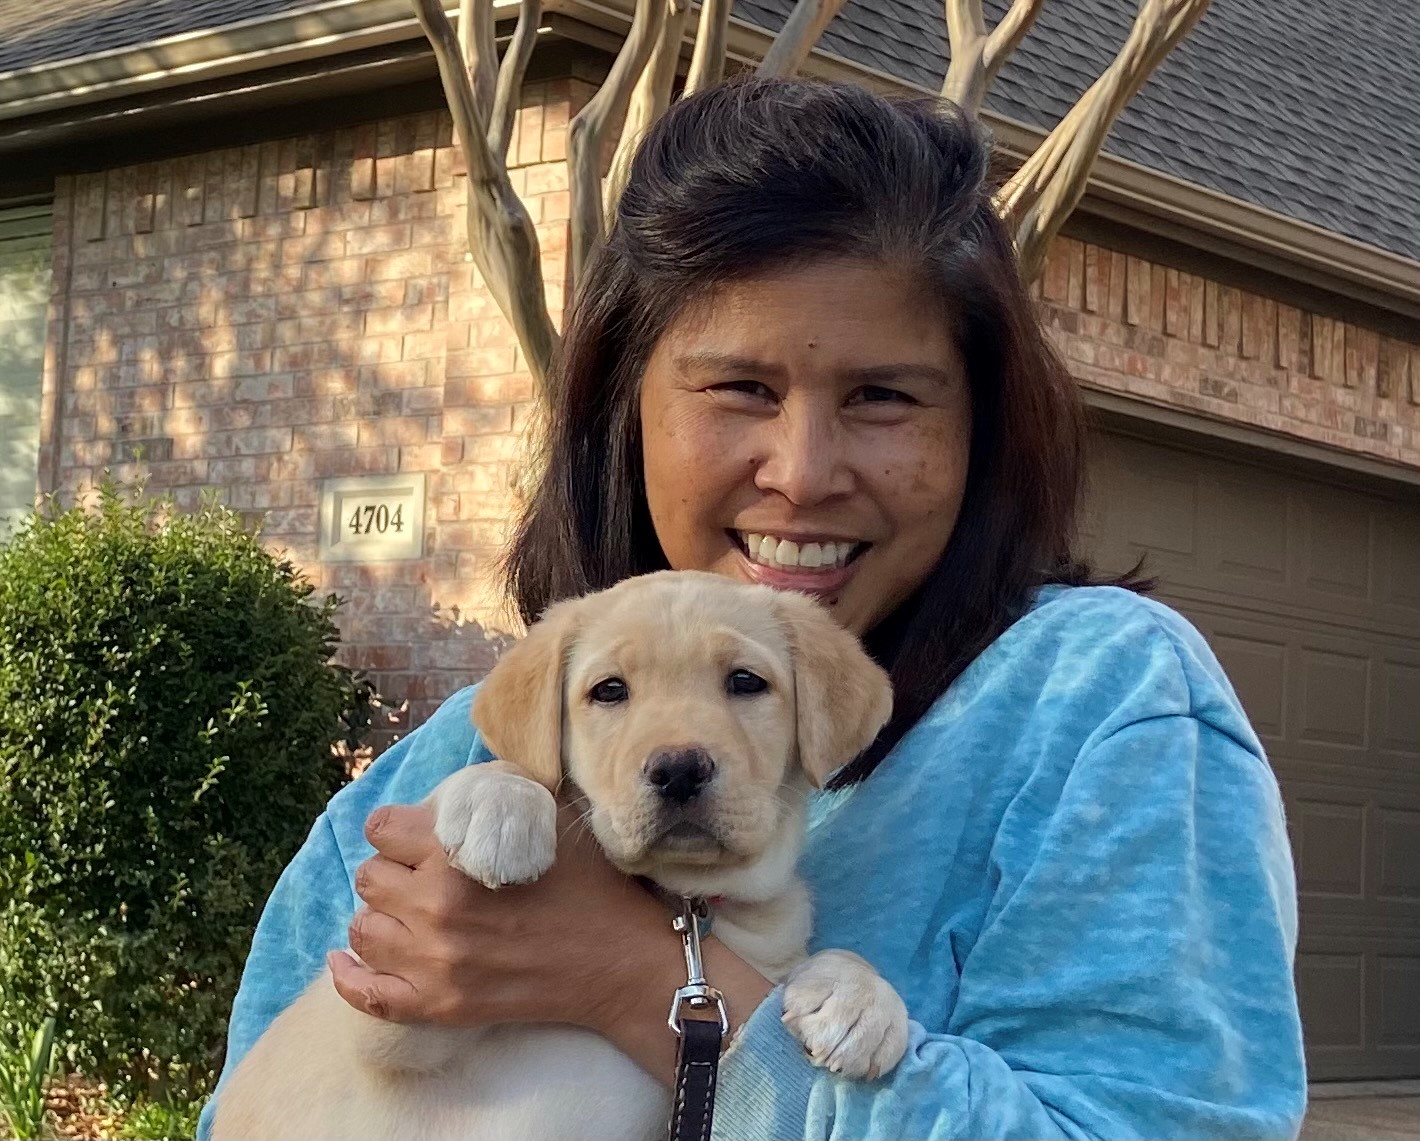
644, 747, 715, 805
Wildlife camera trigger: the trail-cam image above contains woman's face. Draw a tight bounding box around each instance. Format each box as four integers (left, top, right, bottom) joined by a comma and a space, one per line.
640, 258, 972, 635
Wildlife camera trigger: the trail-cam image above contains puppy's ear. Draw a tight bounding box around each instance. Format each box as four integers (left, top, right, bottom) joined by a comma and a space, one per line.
774, 592, 893, 787
471, 599, 580, 791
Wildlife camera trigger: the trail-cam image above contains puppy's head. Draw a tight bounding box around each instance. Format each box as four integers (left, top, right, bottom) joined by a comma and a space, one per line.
472, 571, 891, 891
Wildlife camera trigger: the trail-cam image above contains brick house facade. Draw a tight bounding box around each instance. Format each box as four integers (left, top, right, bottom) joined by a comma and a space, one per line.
33, 87, 1420, 730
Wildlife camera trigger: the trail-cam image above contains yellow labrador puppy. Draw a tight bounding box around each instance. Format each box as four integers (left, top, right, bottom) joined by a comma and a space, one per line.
213, 570, 908, 1141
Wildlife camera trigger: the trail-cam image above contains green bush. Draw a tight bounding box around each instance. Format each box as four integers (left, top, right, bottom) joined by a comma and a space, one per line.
0, 480, 360, 1100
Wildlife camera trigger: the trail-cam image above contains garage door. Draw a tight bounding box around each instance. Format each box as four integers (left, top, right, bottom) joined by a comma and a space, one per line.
1084, 427, 1420, 1081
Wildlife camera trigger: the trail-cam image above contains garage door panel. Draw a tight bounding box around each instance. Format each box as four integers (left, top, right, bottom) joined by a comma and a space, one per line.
1296, 646, 1370, 750
1215, 475, 1289, 583
1268, 776, 1420, 907
1189, 615, 1305, 761
1380, 660, 1420, 756
1282, 624, 1418, 774
1378, 809, 1420, 903
1295, 951, 1364, 1050
1381, 506, 1420, 612
1376, 956, 1420, 1049
1207, 628, 1287, 738
1292, 798, 1366, 899
1089, 437, 1201, 570
1087, 430, 1420, 1079
1298, 939, 1420, 1079
1299, 490, 1373, 602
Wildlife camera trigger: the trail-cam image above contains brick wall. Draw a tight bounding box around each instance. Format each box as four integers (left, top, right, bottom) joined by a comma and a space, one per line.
1035, 238, 1420, 465
41, 82, 584, 733
37, 87, 1420, 740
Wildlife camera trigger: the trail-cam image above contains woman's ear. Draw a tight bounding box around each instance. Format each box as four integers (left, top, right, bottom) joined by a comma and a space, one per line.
773, 592, 893, 788
471, 599, 580, 791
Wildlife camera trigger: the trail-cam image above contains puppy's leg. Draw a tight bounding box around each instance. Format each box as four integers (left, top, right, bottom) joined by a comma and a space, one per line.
430, 760, 558, 888
349, 762, 557, 1075
780, 949, 909, 1081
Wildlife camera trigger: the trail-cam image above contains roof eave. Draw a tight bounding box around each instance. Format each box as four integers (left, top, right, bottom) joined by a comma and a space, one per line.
0, 0, 461, 118
3, 0, 1416, 318
986, 117, 1420, 320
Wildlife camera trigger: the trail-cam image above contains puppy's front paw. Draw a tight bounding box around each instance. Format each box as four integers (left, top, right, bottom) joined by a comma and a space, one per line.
781, 949, 909, 1081
431, 767, 557, 888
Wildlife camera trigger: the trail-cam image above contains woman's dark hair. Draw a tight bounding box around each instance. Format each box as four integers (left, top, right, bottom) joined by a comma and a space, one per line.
506, 75, 1142, 787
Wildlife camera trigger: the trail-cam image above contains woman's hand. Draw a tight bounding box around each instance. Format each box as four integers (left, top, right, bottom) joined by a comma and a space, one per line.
329, 799, 665, 1030
328, 799, 773, 1083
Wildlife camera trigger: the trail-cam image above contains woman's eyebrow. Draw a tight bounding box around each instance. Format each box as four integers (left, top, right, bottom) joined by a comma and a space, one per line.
675, 351, 785, 377
842, 363, 959, 388
673, 353, 957, 388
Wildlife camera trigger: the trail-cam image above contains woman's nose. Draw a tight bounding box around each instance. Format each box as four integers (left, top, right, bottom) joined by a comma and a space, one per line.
751, 410, 854, 506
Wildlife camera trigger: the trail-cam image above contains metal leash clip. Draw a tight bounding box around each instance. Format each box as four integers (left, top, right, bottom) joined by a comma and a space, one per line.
667, 896, 729, 1036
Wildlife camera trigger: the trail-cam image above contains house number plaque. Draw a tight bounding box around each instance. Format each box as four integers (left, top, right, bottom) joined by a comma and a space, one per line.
318, 473, 426, 563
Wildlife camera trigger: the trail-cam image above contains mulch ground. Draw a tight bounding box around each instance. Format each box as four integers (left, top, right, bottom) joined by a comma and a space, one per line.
44, 1075, 124, 1140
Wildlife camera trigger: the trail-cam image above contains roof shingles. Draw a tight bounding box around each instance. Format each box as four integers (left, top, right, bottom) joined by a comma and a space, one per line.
2, 0, 1416, 261
744, 0, 1420, 261
0, 0, 308, 74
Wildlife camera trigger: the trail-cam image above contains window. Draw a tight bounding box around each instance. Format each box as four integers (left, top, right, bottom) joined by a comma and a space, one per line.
0, 204, 52, 533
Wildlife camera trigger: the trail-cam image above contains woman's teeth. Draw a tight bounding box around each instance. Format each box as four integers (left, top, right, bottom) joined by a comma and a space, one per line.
741, 532, 858, 571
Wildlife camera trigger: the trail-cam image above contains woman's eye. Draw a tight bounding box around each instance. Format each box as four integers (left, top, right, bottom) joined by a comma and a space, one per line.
712, 379, 778, 402
851, 385, 915, 405
727, 669, 769, 696
589, 678, 629, 704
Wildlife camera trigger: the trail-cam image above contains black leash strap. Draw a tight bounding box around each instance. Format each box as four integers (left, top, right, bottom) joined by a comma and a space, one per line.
667, 898, 726, 1141
670, 1017, 722, 1141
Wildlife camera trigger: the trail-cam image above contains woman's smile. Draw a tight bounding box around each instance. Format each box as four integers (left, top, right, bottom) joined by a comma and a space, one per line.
728, 529, 867, 596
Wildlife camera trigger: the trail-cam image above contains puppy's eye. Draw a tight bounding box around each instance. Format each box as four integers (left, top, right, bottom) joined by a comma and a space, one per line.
589, 677, 629, 705
727, 669, 768, 696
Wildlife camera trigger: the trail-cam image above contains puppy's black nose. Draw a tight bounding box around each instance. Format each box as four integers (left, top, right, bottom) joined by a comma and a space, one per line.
645, 748, 715, 805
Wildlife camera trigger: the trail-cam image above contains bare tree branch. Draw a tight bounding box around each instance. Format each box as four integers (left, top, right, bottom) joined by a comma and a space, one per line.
685, 0, 733, 94
410, 0, 1202, 398
982, 0, 1045, 88
413, 0, 559, 388
566, 0, 666, 284
458, 0, 499, 122
757, 0, 849, 77
1000, 0, 1208, 280
944, 0, 1044, 115
604, 0, 691, 220
941, 0, 988, 113
490, 0, 542, 158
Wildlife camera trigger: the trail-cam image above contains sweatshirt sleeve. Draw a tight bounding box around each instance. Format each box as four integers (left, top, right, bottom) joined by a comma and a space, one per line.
711, 713, 1307, 1140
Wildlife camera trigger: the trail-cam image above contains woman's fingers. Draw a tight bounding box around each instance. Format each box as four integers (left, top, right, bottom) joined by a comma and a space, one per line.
346, 904, 415, 975
354, 852, 416, 914
364, 803, 439, 868
327, 949, 421, 1023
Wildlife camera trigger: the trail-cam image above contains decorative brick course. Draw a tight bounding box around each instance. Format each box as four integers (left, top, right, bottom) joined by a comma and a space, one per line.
1038, 236, 1420, 465
38, 90, 1420, 746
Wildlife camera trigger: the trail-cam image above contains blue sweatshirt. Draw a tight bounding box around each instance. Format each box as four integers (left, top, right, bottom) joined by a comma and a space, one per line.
198, 585, 1307, 1140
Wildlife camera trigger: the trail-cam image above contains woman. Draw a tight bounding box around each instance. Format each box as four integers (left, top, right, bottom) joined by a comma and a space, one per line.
200, 77, 1306, 1139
